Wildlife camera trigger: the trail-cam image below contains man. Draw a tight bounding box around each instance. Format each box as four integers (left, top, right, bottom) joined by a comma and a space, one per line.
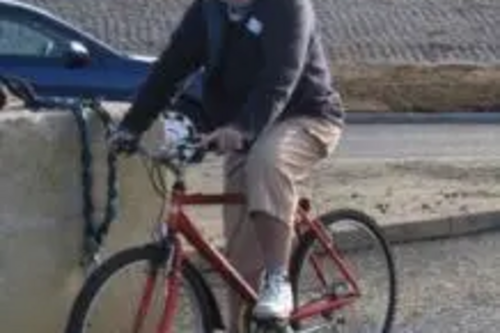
110, 0, 345, 329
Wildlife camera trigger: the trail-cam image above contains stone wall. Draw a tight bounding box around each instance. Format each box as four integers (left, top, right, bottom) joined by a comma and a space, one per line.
0, 110, 171, 332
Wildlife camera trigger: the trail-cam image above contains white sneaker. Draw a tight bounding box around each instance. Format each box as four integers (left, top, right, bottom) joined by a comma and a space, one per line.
253, 272, 293, 319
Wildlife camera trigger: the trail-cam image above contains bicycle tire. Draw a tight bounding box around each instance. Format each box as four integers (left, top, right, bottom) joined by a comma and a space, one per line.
289, 209, 397, 333
64, 243, 214, 333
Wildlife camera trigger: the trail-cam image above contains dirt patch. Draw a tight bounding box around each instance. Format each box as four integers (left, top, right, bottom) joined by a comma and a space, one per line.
309, 158, 500, 226
181, 157, 500, 248
333, 64, 500, 112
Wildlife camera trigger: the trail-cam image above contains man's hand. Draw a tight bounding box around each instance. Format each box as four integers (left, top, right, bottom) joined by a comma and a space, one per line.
108, 127, 140, 155
201, 126, 246, 153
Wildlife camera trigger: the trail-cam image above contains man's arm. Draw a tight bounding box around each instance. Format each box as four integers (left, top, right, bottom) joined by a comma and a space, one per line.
121, 0, 207, 134
232, 0, 313, 137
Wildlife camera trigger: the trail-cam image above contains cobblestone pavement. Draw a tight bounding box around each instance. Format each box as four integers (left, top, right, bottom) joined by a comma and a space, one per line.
26, 0, 500, 64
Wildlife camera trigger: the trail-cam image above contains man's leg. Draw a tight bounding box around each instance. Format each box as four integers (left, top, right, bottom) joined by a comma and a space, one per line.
245, 117, 342, 319
223, 154, 263, 332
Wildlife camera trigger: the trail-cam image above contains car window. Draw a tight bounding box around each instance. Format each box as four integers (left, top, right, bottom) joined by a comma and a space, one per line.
0, 16, 63, 58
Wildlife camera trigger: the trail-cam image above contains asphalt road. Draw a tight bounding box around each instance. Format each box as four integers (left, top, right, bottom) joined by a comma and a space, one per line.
394, 230, 500, 333
337, 124, 500, 160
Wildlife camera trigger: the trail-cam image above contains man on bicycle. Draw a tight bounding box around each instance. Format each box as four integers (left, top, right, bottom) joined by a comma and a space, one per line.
110, 0, 344, 330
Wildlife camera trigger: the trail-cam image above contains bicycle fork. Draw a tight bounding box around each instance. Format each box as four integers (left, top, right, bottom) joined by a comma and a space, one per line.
131, 237, 182, 333
157, 237, 183, 333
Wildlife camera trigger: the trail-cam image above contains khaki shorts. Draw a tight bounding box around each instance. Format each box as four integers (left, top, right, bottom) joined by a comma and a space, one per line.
223, 116, 342, 270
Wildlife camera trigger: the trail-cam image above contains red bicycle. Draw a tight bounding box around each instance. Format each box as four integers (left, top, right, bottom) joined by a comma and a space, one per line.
64, 106, 397, 333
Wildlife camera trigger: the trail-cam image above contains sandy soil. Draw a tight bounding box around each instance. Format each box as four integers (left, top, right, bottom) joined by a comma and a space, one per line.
178, 156, 500, 246
334, 64, 500, 112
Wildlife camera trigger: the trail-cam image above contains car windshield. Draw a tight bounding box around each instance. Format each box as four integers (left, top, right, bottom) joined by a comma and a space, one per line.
0, 15, 63, 58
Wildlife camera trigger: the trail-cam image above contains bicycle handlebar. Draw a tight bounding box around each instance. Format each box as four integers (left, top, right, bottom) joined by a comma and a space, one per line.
136, 141, 207, 172
0, 74, 249, 174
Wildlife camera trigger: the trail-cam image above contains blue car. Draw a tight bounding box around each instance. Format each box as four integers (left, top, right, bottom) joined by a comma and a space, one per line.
0, 0, 207, 129
0, 0, 155, 107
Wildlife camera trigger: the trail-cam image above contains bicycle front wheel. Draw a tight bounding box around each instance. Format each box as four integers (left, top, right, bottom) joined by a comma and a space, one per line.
290, 209, 397, 333
65, 244, 213, 333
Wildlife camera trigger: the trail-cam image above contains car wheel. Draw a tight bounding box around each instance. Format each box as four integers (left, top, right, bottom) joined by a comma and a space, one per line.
0, 86, 6, 110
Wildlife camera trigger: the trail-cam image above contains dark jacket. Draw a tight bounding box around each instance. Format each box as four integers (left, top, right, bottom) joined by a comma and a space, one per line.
121, 0, 344, 137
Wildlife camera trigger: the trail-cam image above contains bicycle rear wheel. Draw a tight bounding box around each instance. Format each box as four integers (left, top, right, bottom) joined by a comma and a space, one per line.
64, 244, 213, 333
290, 209, 397, 333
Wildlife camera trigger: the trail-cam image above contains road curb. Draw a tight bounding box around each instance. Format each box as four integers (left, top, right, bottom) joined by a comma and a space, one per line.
190, 211, 500, 274
383, 211, 500, 244
346, 112, 500, 124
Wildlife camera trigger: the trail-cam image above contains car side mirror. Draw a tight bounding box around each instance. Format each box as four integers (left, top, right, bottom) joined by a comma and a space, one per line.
64, 41, 91, 69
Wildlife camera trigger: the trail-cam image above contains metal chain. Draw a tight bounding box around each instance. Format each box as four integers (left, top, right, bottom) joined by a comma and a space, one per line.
94, 106, 119, 249
69, 102, 119, 269
0, 75, 119, 270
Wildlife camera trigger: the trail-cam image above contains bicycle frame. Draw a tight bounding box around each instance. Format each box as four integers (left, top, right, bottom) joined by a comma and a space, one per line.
149, 180, 362, 332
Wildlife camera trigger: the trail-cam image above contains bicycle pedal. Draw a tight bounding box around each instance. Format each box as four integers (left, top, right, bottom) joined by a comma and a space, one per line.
251, 317, 293, 332
330, 281, 351, 297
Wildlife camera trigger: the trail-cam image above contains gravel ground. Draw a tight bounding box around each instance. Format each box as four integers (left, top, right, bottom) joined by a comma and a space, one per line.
181, 156, 500, 247
394, 230, 500, 332
310, 158, 500, 227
